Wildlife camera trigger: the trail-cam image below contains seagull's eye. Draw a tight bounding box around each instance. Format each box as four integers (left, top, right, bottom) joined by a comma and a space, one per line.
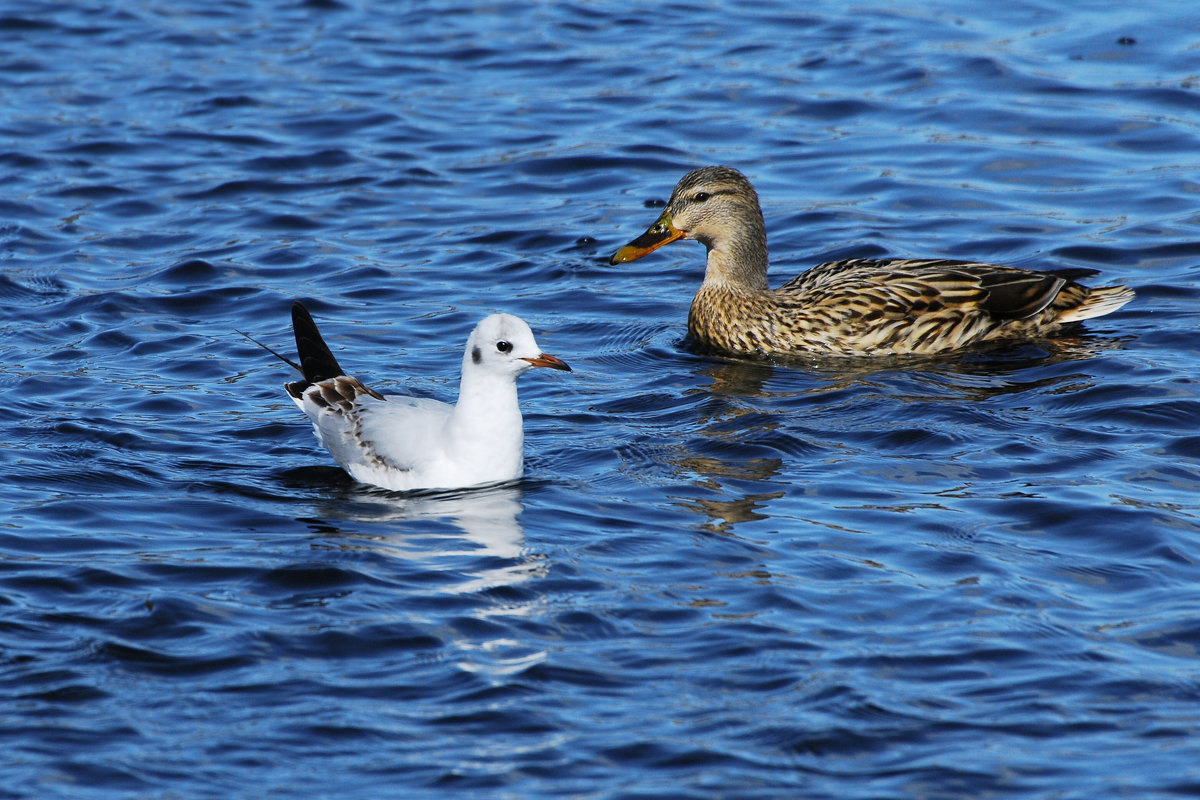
496, 340, 512, 353
693, 192, 711, 202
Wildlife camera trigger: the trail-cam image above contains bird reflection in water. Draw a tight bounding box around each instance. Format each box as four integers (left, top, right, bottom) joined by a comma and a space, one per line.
291, 475, 544, 597
667, 336, 1129, 536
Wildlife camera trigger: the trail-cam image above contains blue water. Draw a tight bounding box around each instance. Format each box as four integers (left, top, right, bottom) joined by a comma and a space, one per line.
3, 1, 1199, 797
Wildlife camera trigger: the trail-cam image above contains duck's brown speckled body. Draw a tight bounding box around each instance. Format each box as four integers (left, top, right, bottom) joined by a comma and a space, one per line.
610, 166, 1135, 357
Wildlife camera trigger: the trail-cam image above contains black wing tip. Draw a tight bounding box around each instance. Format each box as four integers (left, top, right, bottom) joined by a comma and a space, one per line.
291, 300, 316, 330
285, 379, 308, 399
1048, 267, 1101, 281
978, 273, 1065, 320
290, 299, 347, 383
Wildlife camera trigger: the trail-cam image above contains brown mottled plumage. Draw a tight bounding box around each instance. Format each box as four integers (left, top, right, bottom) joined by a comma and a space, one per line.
610, 166, 1135, 357
283, 301, 386, 406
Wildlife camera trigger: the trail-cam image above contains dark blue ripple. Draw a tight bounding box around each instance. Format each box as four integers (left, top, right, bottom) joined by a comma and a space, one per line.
0, 1, 1198, 798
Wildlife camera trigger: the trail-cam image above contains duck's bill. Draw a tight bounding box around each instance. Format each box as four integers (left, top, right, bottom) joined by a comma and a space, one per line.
609, 212, 685, 264
522, 353, 572, 371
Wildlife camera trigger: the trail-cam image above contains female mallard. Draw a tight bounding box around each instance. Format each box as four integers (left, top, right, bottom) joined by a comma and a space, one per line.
610, 166, 1135, 357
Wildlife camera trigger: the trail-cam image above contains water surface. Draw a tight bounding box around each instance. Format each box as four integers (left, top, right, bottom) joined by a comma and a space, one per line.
3, 1, 1200, 798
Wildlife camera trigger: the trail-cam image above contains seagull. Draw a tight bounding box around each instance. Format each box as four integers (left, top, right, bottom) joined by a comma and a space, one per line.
245, 301, 571, 492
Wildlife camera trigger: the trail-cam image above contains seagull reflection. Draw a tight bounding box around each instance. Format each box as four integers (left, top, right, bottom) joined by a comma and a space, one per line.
298, 478, 544, 596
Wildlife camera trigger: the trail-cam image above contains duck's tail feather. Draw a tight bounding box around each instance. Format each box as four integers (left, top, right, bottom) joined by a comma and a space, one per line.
1058, 284, 1136, 323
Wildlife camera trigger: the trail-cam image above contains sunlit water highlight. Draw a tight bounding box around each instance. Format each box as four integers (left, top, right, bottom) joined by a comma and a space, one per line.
3, 2, 1199, 798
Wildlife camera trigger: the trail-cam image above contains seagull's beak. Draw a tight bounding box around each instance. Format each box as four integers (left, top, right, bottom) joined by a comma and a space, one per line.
609, 210, 685, 265
522, 353, 572, 372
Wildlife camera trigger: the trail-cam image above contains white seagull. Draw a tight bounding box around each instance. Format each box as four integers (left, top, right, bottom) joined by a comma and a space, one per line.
247, 301, 571, 492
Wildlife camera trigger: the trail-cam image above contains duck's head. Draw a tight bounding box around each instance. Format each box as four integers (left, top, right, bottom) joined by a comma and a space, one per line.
609, 166, 767, 271
464, 313, 571, 379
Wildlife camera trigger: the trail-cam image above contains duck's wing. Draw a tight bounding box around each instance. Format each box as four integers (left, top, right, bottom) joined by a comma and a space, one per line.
776, 258, 1098, 320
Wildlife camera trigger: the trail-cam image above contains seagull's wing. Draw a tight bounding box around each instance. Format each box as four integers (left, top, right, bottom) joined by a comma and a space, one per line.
291, 376, 447, 479
351, 393, 454, 475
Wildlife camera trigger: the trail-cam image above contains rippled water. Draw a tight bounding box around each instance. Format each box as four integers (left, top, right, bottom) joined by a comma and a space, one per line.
3, 1, 1200, 797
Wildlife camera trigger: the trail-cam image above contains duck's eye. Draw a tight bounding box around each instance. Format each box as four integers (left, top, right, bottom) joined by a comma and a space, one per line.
496, 340, 512, 353
693, 192, 711, 202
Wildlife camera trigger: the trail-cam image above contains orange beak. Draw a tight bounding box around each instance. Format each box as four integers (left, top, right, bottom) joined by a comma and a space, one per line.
609, 210, 686, 265
521, 353, 572, 372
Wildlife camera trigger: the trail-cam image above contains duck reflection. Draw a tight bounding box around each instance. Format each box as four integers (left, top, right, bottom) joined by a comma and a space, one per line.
654, 358, 789, 534
674, 484, 785, 536
692, 333, 1129, 403
667, 334, 1128, 534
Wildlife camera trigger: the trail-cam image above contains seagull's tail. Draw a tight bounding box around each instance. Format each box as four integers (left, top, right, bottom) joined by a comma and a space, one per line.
236, 325, 303, 374
291, 301, 347, 384
238, 302, 350, 401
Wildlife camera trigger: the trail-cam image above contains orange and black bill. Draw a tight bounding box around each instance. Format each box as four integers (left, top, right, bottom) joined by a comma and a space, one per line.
609, 210, 685, 265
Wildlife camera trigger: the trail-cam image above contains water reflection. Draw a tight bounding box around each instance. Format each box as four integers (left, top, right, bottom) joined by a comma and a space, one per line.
674, 487, 786, 536
667, 335, 1129, 534
299, 479, 543, 596
692, 334, 1127, 403
278, 475, 553, 681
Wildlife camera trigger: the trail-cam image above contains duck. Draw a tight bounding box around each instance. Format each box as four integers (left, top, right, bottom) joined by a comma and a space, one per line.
245, 301, 571, 492
610, 165, 1135, 357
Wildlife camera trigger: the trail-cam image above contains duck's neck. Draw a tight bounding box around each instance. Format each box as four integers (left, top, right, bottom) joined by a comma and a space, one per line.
699, 210, 770, 294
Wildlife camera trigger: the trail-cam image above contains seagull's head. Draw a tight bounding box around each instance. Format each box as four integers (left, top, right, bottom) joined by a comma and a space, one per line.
465, 313, 571, 378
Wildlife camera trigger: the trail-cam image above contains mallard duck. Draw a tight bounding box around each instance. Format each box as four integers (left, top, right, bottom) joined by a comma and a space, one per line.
610, 166, 1135, 357
245, 301, 570, 492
